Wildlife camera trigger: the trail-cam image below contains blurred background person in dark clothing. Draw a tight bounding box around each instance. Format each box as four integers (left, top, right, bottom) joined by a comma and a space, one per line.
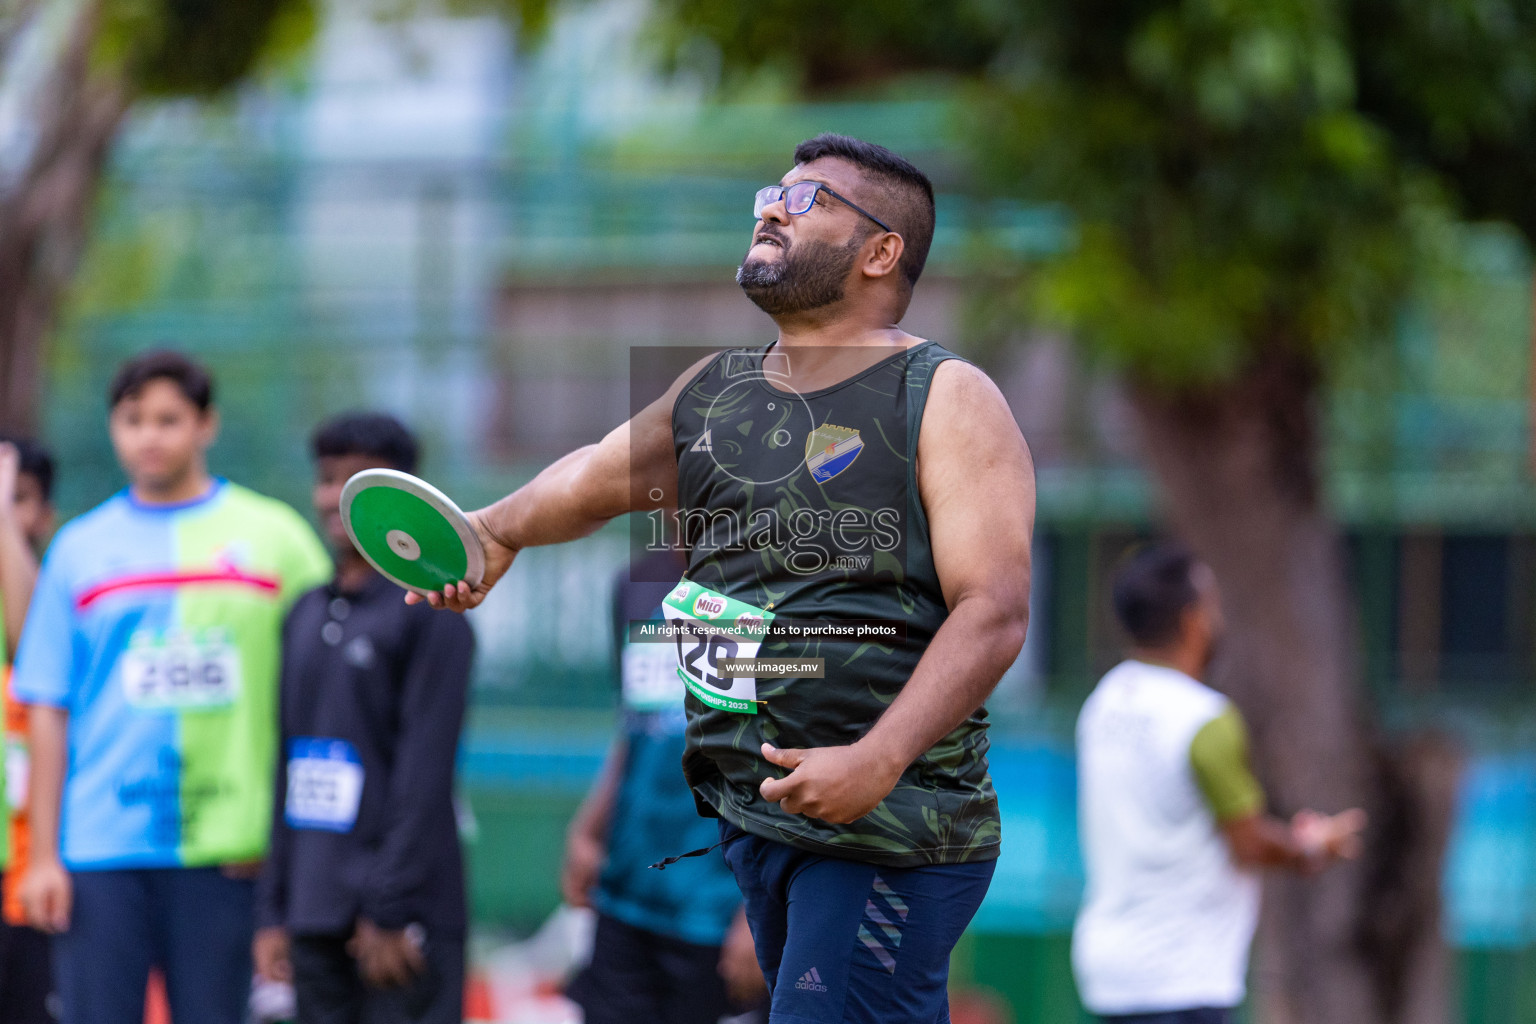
255, 413, 475, 1024
563, 549, 767, 1024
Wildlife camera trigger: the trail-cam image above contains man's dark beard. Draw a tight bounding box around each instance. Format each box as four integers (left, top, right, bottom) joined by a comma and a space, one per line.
736, 234, 864, 316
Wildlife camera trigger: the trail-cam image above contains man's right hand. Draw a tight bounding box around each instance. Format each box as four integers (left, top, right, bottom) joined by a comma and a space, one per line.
560, 827, 604, 908
1293, 808, 1368, 868
405, 509, 516, 613
253, 926, 292, 983
20, 859, 71, 933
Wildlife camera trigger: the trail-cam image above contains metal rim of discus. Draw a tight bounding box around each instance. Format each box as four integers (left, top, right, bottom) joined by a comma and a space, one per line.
339, 468, 486, 597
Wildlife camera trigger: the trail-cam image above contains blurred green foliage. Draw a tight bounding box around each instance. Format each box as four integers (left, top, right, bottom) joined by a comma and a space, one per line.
94, 0, 316, 96
643, 0, 1003, 89
648, 0, 1536, 391
1350, 0, 1536, 240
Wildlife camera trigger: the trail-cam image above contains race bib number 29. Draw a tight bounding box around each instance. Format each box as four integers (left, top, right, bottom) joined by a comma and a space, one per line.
662, 580, 774, 715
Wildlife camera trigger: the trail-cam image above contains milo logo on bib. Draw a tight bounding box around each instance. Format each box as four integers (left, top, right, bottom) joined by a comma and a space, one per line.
663, 580, 774, 715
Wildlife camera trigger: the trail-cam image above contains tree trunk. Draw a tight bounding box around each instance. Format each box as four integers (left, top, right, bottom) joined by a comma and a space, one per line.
0, 0, 129, 433
1130, 350, 1460, 1024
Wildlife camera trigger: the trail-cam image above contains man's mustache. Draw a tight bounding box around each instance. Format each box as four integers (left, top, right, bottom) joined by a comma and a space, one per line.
753, 226, 789, 249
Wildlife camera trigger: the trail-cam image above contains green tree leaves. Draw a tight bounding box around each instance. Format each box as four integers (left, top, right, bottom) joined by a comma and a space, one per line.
652, 0, 1536, 390
96, 0, 317, 97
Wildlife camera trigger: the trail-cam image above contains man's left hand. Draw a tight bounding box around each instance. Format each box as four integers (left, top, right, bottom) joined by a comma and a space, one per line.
349, 918, 425, 988
758, 742, 902, 824
220, 859, 264, 880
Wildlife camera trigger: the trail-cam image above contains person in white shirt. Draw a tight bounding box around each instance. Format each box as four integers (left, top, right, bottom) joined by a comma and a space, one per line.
1073, 542, 1365, 1024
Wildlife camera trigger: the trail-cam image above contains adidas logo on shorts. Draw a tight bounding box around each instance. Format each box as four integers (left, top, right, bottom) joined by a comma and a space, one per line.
794, 967, 829, 993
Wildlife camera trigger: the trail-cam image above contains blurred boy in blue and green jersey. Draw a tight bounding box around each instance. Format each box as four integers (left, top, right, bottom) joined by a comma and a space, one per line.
13, 351, 331, 1024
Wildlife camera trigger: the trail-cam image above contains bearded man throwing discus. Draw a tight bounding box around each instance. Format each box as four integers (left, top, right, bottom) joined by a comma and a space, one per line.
414, 134, 1035, 1024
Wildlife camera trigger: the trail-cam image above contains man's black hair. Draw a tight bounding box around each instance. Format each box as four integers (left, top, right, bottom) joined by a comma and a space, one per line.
0, 434, 54, 502
108, 350, 215, 412
311, 412, 420, 474
1112, 542, 1200, 648
792, 133, 936, 292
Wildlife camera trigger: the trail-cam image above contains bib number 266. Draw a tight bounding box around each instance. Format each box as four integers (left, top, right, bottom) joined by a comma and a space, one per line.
121, 631, 241, 709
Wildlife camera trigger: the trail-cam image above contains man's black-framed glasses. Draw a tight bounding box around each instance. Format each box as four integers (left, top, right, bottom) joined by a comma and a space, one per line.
753, 181, 893, 233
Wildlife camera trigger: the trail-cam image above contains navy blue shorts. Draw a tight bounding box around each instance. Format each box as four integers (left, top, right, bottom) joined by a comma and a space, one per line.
54, 867, 254, 1024
720, 823, 995, 1024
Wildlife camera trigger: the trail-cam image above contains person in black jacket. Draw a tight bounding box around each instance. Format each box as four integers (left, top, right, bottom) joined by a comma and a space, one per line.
254, 413, 475, 1024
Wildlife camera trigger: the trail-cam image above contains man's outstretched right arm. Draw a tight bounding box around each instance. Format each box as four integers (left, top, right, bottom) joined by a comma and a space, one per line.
411, 354, 714, 612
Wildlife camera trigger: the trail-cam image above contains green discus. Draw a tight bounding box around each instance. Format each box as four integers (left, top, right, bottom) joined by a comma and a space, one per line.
339, 469, 486, 597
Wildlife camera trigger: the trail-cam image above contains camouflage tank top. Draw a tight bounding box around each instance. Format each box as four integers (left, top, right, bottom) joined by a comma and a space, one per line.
669, 341, 1001, 866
